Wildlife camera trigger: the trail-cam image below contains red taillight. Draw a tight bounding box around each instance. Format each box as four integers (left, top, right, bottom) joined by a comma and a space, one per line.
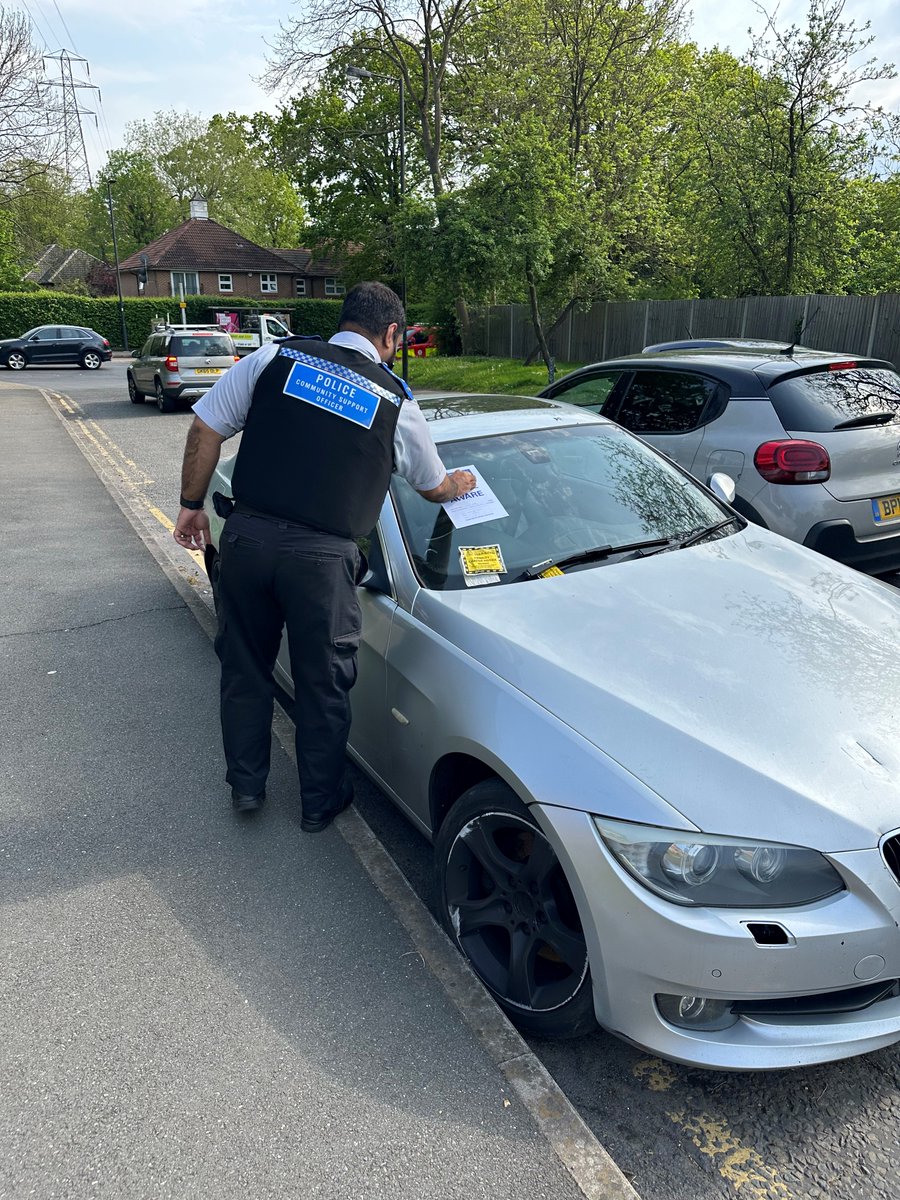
102, 338, 110, 348
828, 361, 857, 371
234, 356, 240, 363
754, 439, 830, 484
164, 355, 178, 372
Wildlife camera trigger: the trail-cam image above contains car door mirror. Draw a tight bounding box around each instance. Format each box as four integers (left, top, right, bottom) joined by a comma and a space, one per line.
358, 529, 392, 595
708, 472, 736, 504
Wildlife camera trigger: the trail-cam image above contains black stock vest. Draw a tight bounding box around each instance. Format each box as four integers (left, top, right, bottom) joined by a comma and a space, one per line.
230, 337, 408, 539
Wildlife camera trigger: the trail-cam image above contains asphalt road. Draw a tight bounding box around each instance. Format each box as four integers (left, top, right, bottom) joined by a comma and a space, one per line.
14, 359, 900, 1200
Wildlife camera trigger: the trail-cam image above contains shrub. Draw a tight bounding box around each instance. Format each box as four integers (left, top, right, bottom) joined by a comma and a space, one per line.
0, 291, 433, 348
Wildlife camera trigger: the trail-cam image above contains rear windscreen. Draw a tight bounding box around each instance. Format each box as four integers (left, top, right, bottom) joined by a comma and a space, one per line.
767, 367, 900, 432
171, 335, 233, 357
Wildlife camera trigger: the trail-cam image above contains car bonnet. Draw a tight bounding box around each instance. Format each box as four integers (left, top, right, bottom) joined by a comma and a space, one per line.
412, 530, 900, 852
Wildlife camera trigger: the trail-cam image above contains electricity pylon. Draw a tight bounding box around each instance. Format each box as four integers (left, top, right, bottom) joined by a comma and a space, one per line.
43, 50, 100, 189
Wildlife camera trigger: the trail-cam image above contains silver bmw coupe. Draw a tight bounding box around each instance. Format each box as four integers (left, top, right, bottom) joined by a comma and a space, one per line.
204, 393, 900, 1071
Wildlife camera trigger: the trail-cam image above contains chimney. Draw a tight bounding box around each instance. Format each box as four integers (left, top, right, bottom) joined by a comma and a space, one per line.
190, 194, 208, 220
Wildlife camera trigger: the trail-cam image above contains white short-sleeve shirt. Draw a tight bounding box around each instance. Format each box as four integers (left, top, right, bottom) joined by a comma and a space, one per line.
192, 331, 447, 492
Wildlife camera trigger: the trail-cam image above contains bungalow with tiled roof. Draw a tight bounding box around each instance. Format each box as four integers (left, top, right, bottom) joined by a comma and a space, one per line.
26, 244, 111, 293
117, 197, 346, 301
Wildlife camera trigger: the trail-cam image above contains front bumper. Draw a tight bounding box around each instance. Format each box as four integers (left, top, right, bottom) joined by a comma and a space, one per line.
536, 804, 900, 1070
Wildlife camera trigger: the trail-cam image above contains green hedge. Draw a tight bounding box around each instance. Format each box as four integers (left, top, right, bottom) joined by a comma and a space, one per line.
0, 292, 431, 349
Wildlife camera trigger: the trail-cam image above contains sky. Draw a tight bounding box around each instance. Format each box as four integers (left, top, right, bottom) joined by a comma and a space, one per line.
15, 0, 900, 179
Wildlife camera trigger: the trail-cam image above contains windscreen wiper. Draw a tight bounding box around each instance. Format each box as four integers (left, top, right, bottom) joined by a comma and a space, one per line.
675, 516, 742, 548
833, 412, 896, 430
517, 537, 674, 580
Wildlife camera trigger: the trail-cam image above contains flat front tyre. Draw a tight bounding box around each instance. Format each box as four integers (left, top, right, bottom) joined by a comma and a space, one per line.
434, 780, 596, 1038
155, 379, 176, 413
6, 351, 26, 370
81, 351, 102, 370
127, 373, 144, 403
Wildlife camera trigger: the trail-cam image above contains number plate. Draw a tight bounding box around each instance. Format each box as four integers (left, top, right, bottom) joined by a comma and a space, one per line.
872, 493, 900, 524
193, 368, 223, 375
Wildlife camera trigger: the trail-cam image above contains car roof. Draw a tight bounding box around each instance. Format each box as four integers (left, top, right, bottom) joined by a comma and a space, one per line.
553, 349, 895, 394
417, 392, 606, 442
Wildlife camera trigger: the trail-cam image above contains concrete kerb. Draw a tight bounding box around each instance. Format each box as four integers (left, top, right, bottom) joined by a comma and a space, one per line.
38, 382, 640, 1200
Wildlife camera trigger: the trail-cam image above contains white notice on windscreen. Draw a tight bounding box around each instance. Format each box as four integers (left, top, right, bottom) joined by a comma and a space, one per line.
442, 466, 509, 529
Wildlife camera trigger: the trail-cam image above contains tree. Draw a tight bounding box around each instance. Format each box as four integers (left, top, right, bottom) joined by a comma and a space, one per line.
82, 151, 178, 261
677, 0, 896, 296
265, 0, 485, 349
0, 7, 59, 189
123, 111, 305, 248
450, 0, 686, 362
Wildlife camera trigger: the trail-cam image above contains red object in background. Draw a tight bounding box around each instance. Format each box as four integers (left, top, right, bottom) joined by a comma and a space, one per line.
405, 324, 438, 357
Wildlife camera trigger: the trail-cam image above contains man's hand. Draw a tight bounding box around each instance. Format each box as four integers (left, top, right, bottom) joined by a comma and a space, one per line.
418, 468, 477, 504
173, 507, 210, 552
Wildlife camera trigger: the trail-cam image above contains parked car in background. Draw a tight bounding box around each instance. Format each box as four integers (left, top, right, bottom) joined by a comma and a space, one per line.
0, 325, 111, 371
201, 393, 900, 1071
128, 326, 239, 413
542, 347, 900, 575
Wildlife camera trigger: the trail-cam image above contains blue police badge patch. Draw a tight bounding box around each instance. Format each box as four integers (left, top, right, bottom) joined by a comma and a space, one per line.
278, 347, 401, 429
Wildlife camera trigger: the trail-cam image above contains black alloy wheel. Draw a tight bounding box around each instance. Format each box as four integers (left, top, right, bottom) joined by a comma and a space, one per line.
81, 350, 102, 370
155, 378, 176, 413
127, 373, 144, 404
435, 780, 595, 1038
6, 350, 26, 370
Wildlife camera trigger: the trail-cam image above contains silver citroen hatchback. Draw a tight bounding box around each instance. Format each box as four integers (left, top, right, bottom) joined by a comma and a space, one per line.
543, 349, 900, 576
128, 326, 238, 413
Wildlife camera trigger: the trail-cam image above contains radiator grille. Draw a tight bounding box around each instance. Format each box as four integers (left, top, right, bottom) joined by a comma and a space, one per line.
883, 834, 900, 885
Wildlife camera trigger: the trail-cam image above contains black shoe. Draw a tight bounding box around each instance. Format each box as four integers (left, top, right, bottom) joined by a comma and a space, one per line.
300, 781, 353, 833
231, 787, 266, 814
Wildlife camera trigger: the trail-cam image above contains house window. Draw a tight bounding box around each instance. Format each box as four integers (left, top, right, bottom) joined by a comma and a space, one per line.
260, 273, 278, 294
170, 271, 199, 297
295, 277, 306, 296
218, 273, 233, 293
325, 277, 345, 296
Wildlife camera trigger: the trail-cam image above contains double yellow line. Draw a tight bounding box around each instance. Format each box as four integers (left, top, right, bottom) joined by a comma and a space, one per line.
45, 390, 203, 564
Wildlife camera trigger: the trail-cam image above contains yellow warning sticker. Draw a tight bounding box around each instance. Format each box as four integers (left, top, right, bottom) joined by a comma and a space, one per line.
460, 544, 506, 575
538, 565, 565, 578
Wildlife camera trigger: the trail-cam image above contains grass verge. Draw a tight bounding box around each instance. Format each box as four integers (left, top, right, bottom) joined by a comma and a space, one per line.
404, 355, 586, 396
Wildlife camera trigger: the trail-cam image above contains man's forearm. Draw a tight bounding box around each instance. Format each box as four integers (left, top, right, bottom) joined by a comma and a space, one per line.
180, 417, 226, 502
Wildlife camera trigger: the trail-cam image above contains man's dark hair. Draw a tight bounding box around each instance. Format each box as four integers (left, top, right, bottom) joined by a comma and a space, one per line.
338, 281, 405, 338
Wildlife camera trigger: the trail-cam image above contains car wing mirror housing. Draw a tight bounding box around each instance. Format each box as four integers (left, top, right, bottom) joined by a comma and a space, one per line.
708, 472, 736, 504
360, 563, 392, 595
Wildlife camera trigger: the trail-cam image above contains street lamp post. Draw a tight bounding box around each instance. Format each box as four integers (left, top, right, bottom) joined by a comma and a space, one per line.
105, 178, 129, 352
346, 64, 407, 382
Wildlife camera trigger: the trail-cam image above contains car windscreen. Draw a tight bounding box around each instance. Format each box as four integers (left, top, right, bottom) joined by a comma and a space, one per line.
766, 367, 900, 432
170, 335, 233, 357
391, 424, 727, 590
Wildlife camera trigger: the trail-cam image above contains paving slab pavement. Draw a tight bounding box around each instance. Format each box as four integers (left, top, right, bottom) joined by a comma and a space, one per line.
0, 384, 590, 1200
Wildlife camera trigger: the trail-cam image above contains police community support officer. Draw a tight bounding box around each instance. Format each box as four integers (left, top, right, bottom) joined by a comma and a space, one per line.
173, 282, 476, 832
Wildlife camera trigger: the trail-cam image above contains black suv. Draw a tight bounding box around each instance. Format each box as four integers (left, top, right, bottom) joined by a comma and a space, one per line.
0, 325, 112, 371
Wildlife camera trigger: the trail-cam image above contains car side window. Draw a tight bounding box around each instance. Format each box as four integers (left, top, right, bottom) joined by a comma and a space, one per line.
32, 327, 60, 341
552, 371, 627, 415
61, 326, 81, 339
613, 371, 720, 434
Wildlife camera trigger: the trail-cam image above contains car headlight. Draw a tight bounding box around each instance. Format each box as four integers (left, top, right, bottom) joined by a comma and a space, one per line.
594, 817, 844, 907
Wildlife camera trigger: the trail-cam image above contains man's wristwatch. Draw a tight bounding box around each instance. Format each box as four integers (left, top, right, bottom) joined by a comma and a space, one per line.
179, 495, 204, 511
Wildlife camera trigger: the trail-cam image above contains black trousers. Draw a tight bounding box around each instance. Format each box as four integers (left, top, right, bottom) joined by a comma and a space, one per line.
214, 511, 363, 818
